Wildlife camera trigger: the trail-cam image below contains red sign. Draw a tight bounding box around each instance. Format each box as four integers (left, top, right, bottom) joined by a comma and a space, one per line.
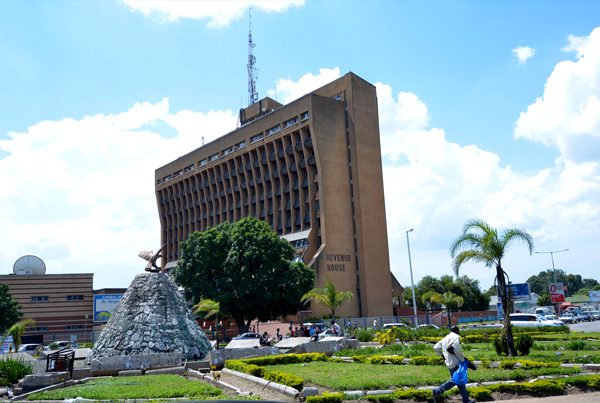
550, 283, 565, 303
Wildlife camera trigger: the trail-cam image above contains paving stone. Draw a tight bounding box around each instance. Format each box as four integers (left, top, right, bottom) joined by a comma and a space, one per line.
366, 390, 394, 395
482, 381, 499, 386
302, 387, 319, 397
344, 391, 364, 397
119, 370, 143, 376
146, 366, 186, 375
21, 372, 70, 393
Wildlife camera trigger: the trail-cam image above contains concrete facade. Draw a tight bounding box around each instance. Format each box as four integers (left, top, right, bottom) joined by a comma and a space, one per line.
155, 72, 395, 318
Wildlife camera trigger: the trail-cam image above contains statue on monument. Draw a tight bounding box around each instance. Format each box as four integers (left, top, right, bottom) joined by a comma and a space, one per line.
138, 243, 167, 273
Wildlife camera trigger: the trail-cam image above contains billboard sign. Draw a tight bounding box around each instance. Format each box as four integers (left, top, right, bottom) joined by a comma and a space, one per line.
550, 283, 565, 303
499, 283, 531, 302
1, 336, 14, 354
93, 294, 123, 322
497, 302, 504, 320
590, 290, 600, 303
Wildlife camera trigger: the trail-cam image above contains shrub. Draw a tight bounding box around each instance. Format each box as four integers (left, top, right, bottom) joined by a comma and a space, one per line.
493, 334, 509, 356
306, 392, 344, 403
568, 340, 589, 351
517, 360, 560, 369
385, 356, 405, 365
264, 370, 304, 390
351, 355, 368, 363
48, 342, 59, 350
479, 358, 491, 368
0, 357, 34, 385
393, 389, 434, 400
515, 333, 534, 355
468, 386, 493, 401
500, 360, 516, 369
368, 355, 385, 364
408, 356, 429, 365
367, 394, 394, 402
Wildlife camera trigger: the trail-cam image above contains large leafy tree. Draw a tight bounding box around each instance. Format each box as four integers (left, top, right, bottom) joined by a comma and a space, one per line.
193, 298, 222, 344
403, 275, 489, 312
301, 277, 354, 319
422, 291, 464, 329
450, 219, 534, 357
0, 284, 23, 334
1, 318, 36, 352
172, 217, 316, 333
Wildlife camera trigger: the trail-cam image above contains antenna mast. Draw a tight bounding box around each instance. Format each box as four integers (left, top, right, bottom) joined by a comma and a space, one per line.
247, 8, 259, 106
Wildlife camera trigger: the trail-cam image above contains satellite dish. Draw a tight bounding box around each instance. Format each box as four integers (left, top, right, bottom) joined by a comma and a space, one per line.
13, 255, 46, 276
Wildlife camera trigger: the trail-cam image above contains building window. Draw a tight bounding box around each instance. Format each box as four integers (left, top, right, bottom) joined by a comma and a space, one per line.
31, 296, 49, 302
199, 159, 207, 167
223, 146, 234, 156
332, 94, 342, 101
156, 179, 162, 185
66, 325, 84, 330
316, 200, 320, 211
184, 164, 194, 173
173, 169, 183, 178
30, 327, 48, 332
66, 295, 84, 301
209, 153, 219, 162
235, 141, 246, 150
251, 133, 264, 143
295, 239, 308, 248
285, 117, 298, 128
301, 112, 309, 121
163, 175, 172, 183
315, 182, 319, 193
267, 125, 281, 136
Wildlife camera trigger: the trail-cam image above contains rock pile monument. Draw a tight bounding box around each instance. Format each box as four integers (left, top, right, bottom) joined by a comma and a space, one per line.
85, 250, 211, 363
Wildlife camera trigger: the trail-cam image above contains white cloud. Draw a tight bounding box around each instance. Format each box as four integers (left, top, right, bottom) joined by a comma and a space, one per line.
512, 46, 536, 64
121, 0, 304, 27
267, 68, 341, 104
514, 28, 600, 167
0, 99, 237, 288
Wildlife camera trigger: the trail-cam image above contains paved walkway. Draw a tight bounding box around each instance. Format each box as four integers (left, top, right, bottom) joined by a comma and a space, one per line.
497, 392, 600, 402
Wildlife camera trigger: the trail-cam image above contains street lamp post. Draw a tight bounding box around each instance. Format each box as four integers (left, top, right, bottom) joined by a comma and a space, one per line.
406, 229, 418, 327
535, 249, 569, 283
84, 314, 89, 344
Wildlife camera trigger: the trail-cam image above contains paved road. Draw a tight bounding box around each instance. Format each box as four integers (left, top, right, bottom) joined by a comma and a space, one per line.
569, 319, 600, 332
498, 392, 600, 403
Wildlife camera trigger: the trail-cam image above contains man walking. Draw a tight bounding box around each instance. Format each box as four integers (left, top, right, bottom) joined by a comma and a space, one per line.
432, 325, 475, 403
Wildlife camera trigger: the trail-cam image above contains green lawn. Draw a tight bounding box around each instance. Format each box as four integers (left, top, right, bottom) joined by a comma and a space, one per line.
27, 375, 225, 401
267, 361, 583, 390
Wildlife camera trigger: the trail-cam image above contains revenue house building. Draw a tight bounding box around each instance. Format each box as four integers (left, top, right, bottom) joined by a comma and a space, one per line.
155, 73, 398, 318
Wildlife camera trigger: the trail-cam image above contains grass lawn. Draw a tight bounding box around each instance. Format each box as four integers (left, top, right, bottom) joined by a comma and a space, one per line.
27, 375, 225, 401
267, 361, 583, 391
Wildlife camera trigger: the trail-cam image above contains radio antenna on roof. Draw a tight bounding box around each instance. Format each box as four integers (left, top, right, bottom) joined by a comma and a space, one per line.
247, 7, 259, 106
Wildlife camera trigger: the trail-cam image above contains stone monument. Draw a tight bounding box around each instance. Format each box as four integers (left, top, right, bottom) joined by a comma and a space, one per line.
85, 264, 211, 363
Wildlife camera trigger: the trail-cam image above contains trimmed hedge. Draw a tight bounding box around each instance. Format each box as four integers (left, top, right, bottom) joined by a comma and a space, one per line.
264, 370, 304, 390
306, 392, 344, 403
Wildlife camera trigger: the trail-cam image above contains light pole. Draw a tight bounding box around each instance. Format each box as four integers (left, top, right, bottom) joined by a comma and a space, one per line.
535, 249, 569, 283
84, 315, 89, 344
406, 229, 418, 327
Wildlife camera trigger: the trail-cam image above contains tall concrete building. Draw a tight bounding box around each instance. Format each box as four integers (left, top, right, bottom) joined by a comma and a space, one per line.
155, 73, 399, 318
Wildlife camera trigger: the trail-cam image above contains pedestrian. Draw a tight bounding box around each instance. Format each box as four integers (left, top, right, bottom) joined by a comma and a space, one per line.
373, 319, 378, 328
332, 320, 341, 336
432, 325, 475, 403
289, 326, 294, 337
276, 328, 282, 342
353, 320, 358, 329
252, 325, 256, 333
479, 315, 483, 326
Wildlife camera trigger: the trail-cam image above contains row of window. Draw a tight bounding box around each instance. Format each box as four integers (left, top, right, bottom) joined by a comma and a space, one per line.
28, 325, 85, 332
30, 295, 85, 302
157, 112, 309, 186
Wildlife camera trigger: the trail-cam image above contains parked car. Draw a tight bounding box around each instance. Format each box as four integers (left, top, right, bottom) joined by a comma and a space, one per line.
559, 313, 577, 324
578, 312, 592, 322
416, 324, 440, 330
233, 332, 261, 340
509, 313, 563, 327
590, 311, 600, 321
383, 323, 408, 329
18, 344, 43, 355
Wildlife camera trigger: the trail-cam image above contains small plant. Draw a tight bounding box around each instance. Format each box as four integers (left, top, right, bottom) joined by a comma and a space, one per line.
568, 340, 588, 351
48, 342, 59, 350
0, 356, 34, 385
480, 358, 491, 368
515, 333, 534, 355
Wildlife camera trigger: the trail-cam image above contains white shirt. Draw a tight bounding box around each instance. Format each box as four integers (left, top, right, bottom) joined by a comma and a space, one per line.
332, 323, 341, 335
433, 332, 466, 369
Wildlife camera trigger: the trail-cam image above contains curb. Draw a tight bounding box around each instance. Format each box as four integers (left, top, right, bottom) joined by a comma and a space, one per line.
222, 368, 301, 398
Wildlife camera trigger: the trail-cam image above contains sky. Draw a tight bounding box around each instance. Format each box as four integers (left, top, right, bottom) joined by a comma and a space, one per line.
1, 0, 599, 295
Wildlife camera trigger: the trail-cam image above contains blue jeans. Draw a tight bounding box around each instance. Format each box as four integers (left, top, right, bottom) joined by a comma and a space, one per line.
433, 365, 470, 403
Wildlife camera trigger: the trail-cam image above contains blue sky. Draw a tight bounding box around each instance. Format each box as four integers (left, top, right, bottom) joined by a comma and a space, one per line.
1, 1, 599, 294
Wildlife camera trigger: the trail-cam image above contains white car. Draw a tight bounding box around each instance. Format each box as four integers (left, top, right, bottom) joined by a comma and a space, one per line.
383, 323, 408, 329
509, 313, 563, 327
18, 344, 43, 355
559, 313, 577, 324
590, 311, 600, 321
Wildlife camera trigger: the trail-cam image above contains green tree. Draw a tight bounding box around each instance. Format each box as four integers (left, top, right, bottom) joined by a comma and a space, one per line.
404, 275, 489, 312
450, 218, 534, 357
536, 294, 552, 306
0, 284, 23, 334
422, 291, 464, 329
172, 217, 316, 333
1, 318, 36, 352
301, 277, 354, 319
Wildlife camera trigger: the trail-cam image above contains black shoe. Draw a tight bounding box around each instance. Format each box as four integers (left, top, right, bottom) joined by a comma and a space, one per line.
432, 390, 439, 403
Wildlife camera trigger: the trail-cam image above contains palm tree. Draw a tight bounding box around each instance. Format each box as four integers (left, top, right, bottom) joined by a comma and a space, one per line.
301, 277, 354, 319
422, 291, 464, 329
1, 318, 36, 352
193, 299, 221, 345
450, 219, 534, 356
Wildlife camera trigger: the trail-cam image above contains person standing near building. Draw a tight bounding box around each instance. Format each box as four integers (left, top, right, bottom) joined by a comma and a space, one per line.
353, 320, 358, 329
432, 325, 475, 403
332, 320, 341, 336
